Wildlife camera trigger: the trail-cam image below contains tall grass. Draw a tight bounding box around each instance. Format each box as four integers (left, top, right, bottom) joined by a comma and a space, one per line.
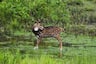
0, 49, 96, 64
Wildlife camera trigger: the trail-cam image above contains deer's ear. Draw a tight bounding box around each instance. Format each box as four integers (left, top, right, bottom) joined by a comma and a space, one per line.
37, 19, 41, 23
34, 21, 41, 23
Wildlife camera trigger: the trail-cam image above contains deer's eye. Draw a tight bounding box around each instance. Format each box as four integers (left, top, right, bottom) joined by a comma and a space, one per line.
38, 21, 41, 23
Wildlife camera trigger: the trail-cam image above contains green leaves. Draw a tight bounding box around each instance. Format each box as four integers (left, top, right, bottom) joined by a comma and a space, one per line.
1, 0, 96, 35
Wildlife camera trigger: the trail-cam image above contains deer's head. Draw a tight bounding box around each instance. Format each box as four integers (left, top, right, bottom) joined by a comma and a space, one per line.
33, 20, 44, 31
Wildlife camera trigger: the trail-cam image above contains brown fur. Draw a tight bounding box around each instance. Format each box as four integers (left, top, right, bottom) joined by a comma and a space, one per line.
32, 21, 64, 55
38, 26, 63, 38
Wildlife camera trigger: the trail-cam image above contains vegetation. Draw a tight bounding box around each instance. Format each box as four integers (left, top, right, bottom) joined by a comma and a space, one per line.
0, 0, 96, 64
0, 49, 96, 64
0, 33, 96, 64
0, 0, 96, 36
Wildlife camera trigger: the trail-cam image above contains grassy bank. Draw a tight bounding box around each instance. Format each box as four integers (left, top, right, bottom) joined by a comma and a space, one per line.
0, 49, 96, 64
0, 32, 96, 64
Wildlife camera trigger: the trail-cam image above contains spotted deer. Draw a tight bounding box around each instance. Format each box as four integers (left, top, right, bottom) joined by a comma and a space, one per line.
32, 20, 64, 52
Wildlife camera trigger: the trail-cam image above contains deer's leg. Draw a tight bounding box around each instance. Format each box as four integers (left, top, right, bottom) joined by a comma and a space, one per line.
55, 34, 63, 52
34, 37, 41, 50
55, 34, 63, 57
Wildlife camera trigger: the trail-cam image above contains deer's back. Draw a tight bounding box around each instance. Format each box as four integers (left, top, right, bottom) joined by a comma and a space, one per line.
43, 26, 62, 33
39, 26, 63, 37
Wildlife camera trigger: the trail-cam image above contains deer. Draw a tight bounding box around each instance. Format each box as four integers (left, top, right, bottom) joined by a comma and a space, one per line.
32, 20, 64, 54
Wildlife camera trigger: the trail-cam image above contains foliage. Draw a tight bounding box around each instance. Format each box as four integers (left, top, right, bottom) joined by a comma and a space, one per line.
65, 24, 96, 36
0, 32, 96, 64
0, 0, 69, 33
0, 49, 96, 64
0, 0, 96, 35
66, 0, 96, 24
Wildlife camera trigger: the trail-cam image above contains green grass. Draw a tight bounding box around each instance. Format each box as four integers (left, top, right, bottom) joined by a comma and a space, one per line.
0, 32, 96, 64
0, 49, 96, 64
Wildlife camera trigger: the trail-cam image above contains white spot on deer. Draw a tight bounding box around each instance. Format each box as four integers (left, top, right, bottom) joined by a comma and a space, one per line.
34, 27, 39, 31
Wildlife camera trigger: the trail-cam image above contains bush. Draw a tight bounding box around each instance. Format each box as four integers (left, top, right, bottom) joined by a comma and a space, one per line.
0, 0, 70, 35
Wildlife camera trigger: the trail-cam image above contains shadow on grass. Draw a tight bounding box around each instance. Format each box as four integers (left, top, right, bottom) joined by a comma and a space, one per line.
63, 42, 96, 47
